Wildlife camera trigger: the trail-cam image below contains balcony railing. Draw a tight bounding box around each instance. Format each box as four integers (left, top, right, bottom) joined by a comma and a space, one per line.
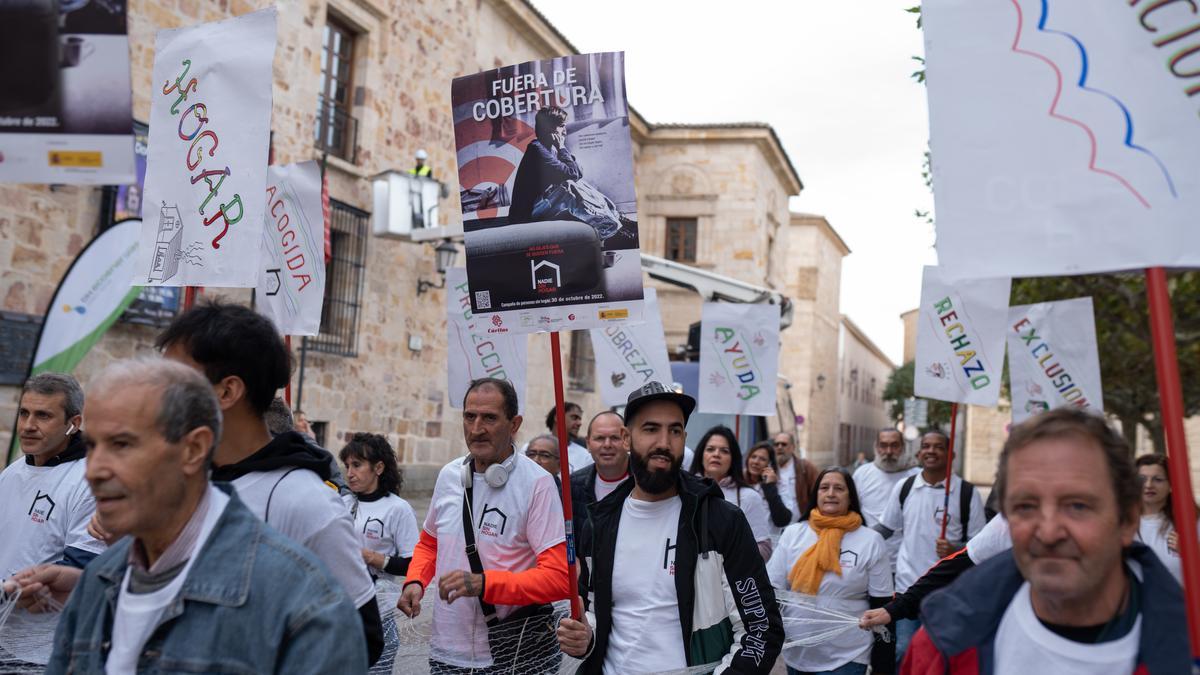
315, 95, 358, 164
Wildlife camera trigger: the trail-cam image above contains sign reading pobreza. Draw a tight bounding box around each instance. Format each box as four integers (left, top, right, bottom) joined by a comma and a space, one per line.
136, 8, 276, 288
257, 161, 325, 336
914, 266, 1011, 406
1007, 296, 1103, 424
698, 302, 779, 416
922, 0, 1200, 278
451, 52, 643, 334
446, 267, 528, 414
589, 287, 672, 407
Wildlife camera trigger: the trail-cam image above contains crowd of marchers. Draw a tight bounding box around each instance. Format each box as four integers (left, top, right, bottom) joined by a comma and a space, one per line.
0, 299, 1193, 675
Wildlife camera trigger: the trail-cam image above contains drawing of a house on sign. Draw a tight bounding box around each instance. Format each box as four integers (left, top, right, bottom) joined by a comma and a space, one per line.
149, 203, 184, 283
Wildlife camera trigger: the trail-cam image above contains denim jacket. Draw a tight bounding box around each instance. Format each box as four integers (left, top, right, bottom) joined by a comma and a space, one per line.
47, 484, 367, 674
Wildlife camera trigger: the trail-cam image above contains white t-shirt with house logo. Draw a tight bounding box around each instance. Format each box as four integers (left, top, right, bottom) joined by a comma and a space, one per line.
354, 493, 419, 564
0, 455, 105, 579
879, 473, 985, 592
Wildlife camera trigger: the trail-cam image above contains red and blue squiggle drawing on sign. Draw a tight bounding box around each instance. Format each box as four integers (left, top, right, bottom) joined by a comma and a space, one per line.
1008, 0, 1178, 208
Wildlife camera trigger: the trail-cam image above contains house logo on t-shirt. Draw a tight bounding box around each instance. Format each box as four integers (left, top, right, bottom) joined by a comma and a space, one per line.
478, 504, 508, 537
28, 491, 55, 524
662, 537, 677, 575
839, 550, 859, 568
363, 518, 385, 542
933, 506, 946, 527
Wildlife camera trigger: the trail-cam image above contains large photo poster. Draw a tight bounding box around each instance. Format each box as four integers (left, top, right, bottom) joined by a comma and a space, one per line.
451, 52, 643, 334
913, 266, 1011, 406
1008, 296, 1103, 424
0, 0, 135, 184
446, 267, 528, 413
136, 8, 276, 288
923, 0, 1200, 279
257, 161, 325, 336
590, 287, 672, 407
698, 302, 780, 416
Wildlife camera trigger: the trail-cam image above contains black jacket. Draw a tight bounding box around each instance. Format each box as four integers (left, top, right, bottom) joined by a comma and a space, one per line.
577, 471, 783, 674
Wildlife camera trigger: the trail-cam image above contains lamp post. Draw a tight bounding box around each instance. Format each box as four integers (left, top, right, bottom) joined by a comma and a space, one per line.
417, 239, 459, 295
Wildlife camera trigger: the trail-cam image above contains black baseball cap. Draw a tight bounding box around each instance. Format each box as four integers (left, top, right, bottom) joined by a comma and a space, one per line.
624, 381, 696, 426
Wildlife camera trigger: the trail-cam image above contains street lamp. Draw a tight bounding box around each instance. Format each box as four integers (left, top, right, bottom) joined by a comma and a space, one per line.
417, 239, 459, 295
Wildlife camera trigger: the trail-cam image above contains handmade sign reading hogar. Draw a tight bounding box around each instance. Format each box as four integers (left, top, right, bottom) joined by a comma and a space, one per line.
923, 0, 1200, 278
446, 267, 528, 414
698, 302, 780, 416
136, 8, 276, 288
1007, 296, 1103, 424
589, 288, 672, 407
914, 266, 1011, 406
256, 161, 325, 336
451, 52, 643, 335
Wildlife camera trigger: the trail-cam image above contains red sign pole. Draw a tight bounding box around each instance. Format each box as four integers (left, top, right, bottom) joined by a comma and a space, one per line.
1145, 266, 1200, 660
549, 331, 583, 620
939, 402, 959, 539
182, 286, 198, 311
284, 336, 293, 406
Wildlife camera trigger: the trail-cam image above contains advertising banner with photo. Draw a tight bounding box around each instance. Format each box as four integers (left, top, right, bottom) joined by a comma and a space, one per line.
1008, 296, 1103, 424
451, 52, 643, 335
590, 287, 672, 407
135, 8, 276, 288
923, 0, 1200, 279
446, 267, 528, 413
257, 160, 325, 336
914, 265, 1011, 406
0, 0, 135, 184
697, 302, 780, 416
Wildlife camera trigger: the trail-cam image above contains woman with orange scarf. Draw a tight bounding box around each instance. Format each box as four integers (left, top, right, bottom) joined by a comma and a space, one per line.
766, 467, 894, 675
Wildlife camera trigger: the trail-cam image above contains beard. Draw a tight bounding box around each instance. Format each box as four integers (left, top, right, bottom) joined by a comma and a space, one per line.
875, 454, 903, 472
629, 447, 682, 495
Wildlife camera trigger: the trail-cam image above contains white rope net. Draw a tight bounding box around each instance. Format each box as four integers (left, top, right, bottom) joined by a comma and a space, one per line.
775, 589, 890, 650
0, 581, 61, 674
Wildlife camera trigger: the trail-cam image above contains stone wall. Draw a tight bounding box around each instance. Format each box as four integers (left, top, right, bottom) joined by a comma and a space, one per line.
837, 316, 895, 466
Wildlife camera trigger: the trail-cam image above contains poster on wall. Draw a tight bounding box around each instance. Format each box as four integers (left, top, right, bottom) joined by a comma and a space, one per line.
590, 287, 672, 407
112, 119, 147, 221
1008, 296, 1103, 424
914, 265, 1011, 406
697, 302, 780, 416
135, 8, 276, 288
923, 0, 1200, 278
0, 0, 135, 184
451, 52, 643, 335
445, 267, 528, 413
256, 160, 325, 336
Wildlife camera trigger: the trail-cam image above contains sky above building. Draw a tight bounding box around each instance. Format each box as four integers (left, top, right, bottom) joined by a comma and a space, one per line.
531, 1, 936, 364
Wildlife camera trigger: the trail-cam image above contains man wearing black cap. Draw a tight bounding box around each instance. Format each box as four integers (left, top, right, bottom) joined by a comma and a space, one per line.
557, 382, 783, 674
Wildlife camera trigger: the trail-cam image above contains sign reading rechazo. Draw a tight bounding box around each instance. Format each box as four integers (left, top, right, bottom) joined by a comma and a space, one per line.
451, 52, 643, 334
698, 302, 780, 416
590, 288, 672, 407
136, 8, 277, 288
1007, 297, 1103, 424
446, 268, 528, 414
914, 266, 1011, 406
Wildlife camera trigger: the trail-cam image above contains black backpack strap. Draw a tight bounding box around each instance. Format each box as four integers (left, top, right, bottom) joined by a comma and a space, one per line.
264, 467, 302, 524
898, 474, 917, 510
461, 477, 499, 626
960, 481, 975, 540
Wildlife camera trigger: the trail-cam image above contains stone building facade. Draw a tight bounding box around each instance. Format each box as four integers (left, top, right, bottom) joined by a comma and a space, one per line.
0, 0, 895, 487
836, 316, 895, 466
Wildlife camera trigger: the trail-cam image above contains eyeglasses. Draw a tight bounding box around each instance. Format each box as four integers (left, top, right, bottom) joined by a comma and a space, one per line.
526, 451, 558, 462
772, 442, 789, 447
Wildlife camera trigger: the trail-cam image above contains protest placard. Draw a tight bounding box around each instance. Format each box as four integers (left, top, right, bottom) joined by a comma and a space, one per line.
1008, 296, 1103, 424
698, 302, 779, 416
446, 267, 528, 413
257, 161, 324, 336
590, 288, 672, 406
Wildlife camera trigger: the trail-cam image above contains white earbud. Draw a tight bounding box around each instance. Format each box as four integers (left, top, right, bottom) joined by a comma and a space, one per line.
65, 423, 77, 436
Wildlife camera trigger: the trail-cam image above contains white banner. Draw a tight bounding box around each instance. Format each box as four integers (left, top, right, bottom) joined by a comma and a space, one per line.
698, 302, 779, 416
923, 0, 1200, 278
1008, 297, 1103, 424
914, 266, 1011, 406
590, 288, 672, 406
446, 267, 528, 413
257, 161, 325, 336
136, 8, 277, 288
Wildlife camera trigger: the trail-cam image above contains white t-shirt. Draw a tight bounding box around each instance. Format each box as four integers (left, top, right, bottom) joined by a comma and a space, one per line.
766, 522, 893, 672
0, 454, 105, 579
106, 486, 229, 674
594, 472, 629, 503
993, 581, 1140, 675
604, 495, 687, 674
354, 493, 419, 563
1137, 513, 1197, 586
775, 459, 799, 524
852, 463, 919, 569
967, 514, 1012, 564
422, 453, 566, 668
720, 484, 772, 544
231, 468, 375, 607
879, 473, 986, 592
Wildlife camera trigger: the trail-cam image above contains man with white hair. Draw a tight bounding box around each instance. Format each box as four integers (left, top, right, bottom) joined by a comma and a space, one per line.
38, 358, 366, 673
852, 428, 918, 569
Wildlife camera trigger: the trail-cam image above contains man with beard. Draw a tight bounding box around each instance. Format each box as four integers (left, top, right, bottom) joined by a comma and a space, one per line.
876, 430, 984, 664
853, 428, 919, 570
557, 382, 783, 674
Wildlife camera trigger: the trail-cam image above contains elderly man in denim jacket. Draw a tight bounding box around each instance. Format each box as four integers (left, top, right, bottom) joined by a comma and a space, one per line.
37, 358, 365, 674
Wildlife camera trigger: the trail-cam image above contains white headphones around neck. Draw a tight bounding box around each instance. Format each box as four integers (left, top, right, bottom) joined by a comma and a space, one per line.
460, 448, 518, 490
